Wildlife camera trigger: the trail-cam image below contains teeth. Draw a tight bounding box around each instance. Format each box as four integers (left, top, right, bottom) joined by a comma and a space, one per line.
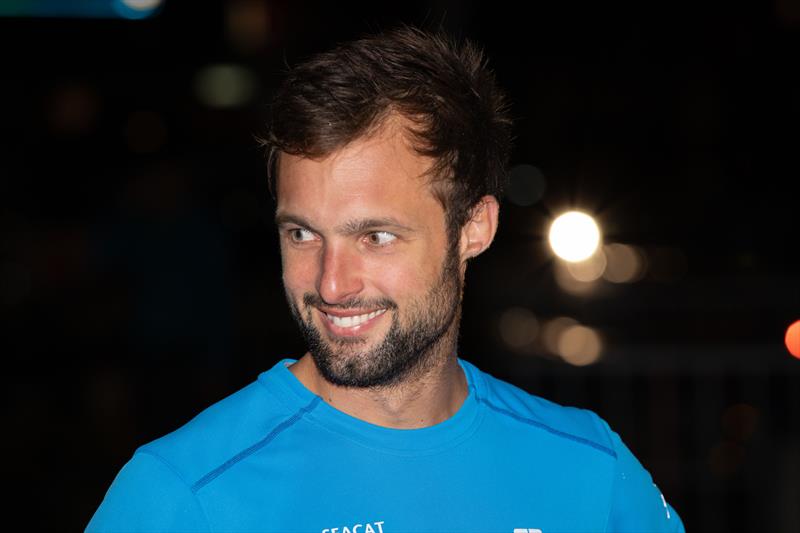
326, 308, 386, 328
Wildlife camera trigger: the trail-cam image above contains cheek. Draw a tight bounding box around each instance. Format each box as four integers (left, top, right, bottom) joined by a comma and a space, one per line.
362, 251, 439, 300
281, 249, 318, 294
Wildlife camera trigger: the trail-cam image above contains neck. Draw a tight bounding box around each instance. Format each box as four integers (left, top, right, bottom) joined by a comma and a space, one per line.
289, 328, 468, 429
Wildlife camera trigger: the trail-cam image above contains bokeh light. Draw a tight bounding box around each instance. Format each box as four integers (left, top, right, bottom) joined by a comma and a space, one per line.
553, 261, 596, 294
194, 65, 257, 109
121, 0, 161, 9
603, 243, 646, 283
114, 0, 162, 19
1, 0, 160, 18
47, 83, 99, 136
786, 320, 800, 359
497, 307, 539, 352
225, 0, 271, 53
557, 324, 603, 366
566, 248, 607, 282
548, 211, 601, 262
541, 316, 578, 355
506, 164, 546, 206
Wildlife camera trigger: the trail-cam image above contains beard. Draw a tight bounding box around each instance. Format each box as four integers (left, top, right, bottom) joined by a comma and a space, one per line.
286, 245, 463, 388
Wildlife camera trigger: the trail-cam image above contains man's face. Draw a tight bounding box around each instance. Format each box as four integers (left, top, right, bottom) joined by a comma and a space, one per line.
275, 118, 463, 388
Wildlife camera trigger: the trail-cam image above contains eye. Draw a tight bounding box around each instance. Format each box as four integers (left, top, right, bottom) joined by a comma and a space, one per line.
288, 228, 316, 243
365, 231, 397, 246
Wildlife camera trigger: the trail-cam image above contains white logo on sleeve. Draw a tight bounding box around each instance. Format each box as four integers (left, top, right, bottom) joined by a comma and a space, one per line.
660, 493, 671, 519
513, 529, 543, 533
654, 483, 671, 519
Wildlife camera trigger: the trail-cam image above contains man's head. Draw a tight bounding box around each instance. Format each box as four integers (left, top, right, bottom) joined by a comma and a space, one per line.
262, 25, 513, 244
263, 27, 512, 388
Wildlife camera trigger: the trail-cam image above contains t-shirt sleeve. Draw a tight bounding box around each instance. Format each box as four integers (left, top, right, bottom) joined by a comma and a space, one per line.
602, 421, 686, 533
86, 451, 210, 533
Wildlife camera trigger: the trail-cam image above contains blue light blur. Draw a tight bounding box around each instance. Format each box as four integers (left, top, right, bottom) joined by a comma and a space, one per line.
0, 0, 161, 19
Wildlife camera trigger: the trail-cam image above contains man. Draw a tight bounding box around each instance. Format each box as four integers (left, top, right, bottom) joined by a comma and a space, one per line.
88, 26, 684, 532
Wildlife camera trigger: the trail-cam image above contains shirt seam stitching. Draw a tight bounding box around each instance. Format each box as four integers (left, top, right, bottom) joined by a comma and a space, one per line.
136, 449, 213, 531
475, 396, 618, 458
596, 417, 618, 532
257, 361, 304, 412
190, 395, 322, 493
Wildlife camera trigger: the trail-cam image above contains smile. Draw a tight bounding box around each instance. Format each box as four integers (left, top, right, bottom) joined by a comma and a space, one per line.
323, 308, 387, 329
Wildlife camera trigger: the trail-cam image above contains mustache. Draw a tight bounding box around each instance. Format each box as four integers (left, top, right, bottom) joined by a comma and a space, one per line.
302, 293, 398, 311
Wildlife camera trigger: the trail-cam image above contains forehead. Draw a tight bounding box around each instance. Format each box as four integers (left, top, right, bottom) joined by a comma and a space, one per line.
275, 119, 445, 226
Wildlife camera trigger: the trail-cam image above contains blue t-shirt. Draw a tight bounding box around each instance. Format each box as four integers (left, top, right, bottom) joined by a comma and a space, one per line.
87, 359, 684, 532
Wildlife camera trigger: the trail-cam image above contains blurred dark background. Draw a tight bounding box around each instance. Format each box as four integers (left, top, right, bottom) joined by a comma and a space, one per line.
1, 1, 799, 530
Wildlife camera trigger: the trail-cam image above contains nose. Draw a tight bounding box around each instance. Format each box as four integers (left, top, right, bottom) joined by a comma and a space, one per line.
317, 242, 364, 305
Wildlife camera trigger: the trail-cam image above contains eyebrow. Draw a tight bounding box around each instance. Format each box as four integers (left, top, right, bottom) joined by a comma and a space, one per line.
274, 212, 416, 236
336, 217, 416, 235
274, 213, 319, 233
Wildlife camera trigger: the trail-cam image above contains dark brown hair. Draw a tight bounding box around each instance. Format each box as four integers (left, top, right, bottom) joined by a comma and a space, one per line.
259, 25, 513, 240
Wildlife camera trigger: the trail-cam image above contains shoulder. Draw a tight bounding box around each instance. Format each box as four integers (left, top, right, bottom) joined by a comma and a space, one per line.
464, 360, 616, 458
136, 369, 299, 487
87, 362, 316, 531
462, 361, 685, 532
86, 450, 211, 532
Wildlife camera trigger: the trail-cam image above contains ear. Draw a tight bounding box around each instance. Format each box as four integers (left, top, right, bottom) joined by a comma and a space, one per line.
459, 195, 499, 263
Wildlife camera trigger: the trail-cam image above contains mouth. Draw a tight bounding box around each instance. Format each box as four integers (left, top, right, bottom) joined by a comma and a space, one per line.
318, 307, 388, 336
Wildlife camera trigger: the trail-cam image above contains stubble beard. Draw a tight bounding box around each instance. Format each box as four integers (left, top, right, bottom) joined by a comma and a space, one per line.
286, 245, 463, 389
